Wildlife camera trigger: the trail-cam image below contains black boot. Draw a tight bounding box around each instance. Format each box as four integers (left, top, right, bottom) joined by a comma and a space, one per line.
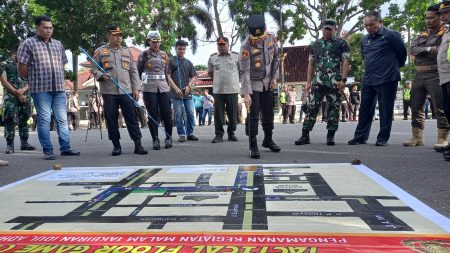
111, 139, 121, 156
5, 139, 14, 154
262, 133, 281, 152
295, 129, 311, 145
20, 137, 36, 150
153, 138, 160, 150
134, 139, 148, 155
165, 138, 173, 149
249, 136, 260, 159
326, 130, 336, 146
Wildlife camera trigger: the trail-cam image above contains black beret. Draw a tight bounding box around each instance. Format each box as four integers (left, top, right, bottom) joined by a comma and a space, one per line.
247, 15, 266, 36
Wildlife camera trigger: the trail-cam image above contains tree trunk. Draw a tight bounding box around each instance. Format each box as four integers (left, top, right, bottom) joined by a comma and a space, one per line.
213, 0, 223, 38
72, 52, 78, 92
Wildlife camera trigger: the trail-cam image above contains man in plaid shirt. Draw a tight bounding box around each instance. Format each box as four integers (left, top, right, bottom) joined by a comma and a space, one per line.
17, 15, 79, 160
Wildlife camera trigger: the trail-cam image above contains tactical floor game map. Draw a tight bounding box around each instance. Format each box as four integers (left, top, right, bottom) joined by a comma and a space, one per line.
0, 164, 449, 252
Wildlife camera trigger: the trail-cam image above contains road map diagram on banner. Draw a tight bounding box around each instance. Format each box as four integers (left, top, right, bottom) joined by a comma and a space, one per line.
0, 164, 449, 252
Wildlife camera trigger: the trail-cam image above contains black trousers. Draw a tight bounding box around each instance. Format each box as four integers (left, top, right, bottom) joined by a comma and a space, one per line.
214, 93, 238, 137
245, 90, 274, 137
143, 91, 172, 140
403, 100, 410, 119
353, 81, 398, 142
442, 82, 450, 123
102, 94, 142, 142
68, 111, 80, 130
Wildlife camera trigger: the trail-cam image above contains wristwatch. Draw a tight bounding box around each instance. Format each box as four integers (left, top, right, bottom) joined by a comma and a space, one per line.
427, 47, 431, 52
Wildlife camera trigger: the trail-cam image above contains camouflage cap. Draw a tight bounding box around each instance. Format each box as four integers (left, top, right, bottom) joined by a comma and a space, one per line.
322, 19, 337, 29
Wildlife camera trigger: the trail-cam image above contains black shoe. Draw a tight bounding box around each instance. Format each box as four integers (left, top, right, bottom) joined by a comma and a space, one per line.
112, 147, 122, 156
165, 138, 172, 149
20, 143, 36, 151
44, 153, 56, 160
153, 139, 161, 150
5, 144, 14, 154
187, 135, 199, 141
348, 139, 367, 145
326, 130, 336, 146
375, 140, 388, 146
249, 137, 260, 159
295, 130, 310, 145
228, 134, 238, 142
61, 149, 81, 156
443, 150, 450, 156
262, 139, 281, 152
435, 145, 450, 153
134, 143, 148, 155
211, 136, 223, 143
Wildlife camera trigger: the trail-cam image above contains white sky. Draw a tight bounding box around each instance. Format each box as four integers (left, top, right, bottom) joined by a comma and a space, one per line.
68, 0, 401, 70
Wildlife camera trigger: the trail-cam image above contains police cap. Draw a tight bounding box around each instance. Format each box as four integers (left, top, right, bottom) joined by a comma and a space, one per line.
439, 1, 450, 13
247, 15, 266, 36
147, 30, 162, 42
107, 25, 123, 35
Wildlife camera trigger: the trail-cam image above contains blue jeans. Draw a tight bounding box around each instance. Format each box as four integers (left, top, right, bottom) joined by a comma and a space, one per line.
32, 92, 72, 154
202, 108, 213, 125
172, 98, 195, 136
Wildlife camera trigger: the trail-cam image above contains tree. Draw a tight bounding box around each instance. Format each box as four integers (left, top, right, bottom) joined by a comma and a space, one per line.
195, 64, 208, 71
289, 0, 389, 40
33, 0, 151, 91
0, 0, 35, 58
347, 33, 365, 82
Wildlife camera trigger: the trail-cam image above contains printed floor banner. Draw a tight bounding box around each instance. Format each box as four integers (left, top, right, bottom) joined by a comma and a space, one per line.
0, 164, 448, 252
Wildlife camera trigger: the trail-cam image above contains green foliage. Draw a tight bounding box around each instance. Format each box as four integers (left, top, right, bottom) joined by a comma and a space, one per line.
194, 64, 208, 71
347, 33, 365, 82
384, 0, 439, 34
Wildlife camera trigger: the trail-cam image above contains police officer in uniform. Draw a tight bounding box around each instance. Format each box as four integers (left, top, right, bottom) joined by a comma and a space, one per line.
0, 46, 35, 154
208, 36, 240, 143
240, 15, 281, 159
295, 19, 350, 146
92, 25, 148, 156
404, 4, 450, 149
137, 31, 173, 150
437, 1, 450, 161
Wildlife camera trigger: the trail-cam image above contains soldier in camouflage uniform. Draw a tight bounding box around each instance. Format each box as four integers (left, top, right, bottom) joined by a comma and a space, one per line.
295, 19, 350, 146
0, 46, 36, 154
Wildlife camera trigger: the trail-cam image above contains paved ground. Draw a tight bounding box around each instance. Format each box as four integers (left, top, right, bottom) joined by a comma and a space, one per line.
0, 119, 449, 218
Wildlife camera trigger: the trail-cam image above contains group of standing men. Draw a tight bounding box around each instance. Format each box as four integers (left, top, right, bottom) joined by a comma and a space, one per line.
2, 5, 450, 162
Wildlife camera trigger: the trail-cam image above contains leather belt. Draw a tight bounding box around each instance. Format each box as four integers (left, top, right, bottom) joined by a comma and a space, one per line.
416, 65, 437, 72
147, 74, 166, 80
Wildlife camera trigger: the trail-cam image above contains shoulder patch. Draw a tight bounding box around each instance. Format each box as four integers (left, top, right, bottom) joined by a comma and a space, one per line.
241, 49, 250, 59
101, 48, 109, 55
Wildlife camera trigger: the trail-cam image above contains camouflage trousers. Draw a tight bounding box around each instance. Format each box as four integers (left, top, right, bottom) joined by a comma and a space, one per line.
302, 85, 343, 131
3, 96, 32, 142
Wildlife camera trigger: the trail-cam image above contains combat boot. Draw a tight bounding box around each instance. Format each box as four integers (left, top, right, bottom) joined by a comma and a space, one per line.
249, 136, 260, 159
134, 139, 148, 155
326, 130, 336, 146
295, 129, 310, 145
153, 138, 160, 150
403, 127, 424, 147
20, 137, 36, 150
262, 132, 281, 152
433, 129, 449, 151
5, 140, 14, 154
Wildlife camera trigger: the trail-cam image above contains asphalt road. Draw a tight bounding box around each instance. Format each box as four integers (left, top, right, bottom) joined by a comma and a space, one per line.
1, 119, 449, 218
